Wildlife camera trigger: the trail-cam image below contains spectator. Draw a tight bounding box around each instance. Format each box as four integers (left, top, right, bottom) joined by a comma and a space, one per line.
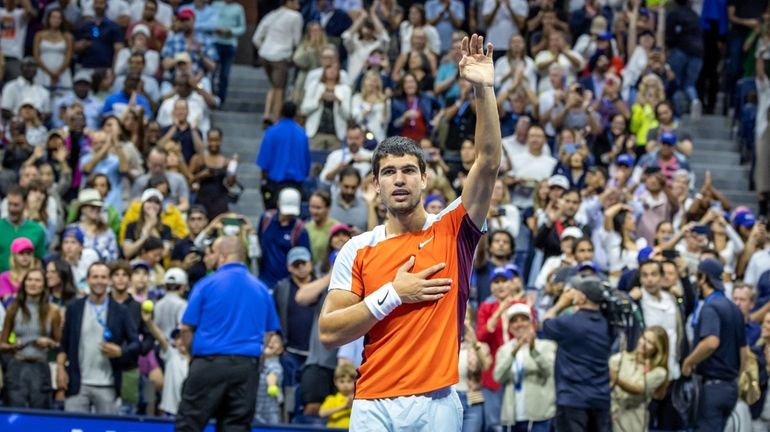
319, 363, 357, 428
0, 268, 61, 409
0, 237, 40, 303
176, 236, 281, 431
255, 333, 284, 424
425, 0, 464, 54
113, 50, 161, 105
0, 0, 36, 82
483, 0, 528, 61
1, 57, 51, 120
159, 98, 204, 164
351, 70, 390, 143
609, 326, 669, 431
101, 72, 152, 119
125, 1, 168, 53
52, 70, 103, 130
131, 147, 191, 213
389, 72, 438, 142
70, 188, 119, 262
161, 10, 218, 86
0, 187, 47, 273
342, 8, 390, 91
56, 226, 100, 291
473, 230, 517, 303
169, 205, 208, 286
292, 21, 329, 103
682, 259, 749, 430
506, 124, 557, 209
666, 0, 703, 116
188, 128, 236, 218
398, 4, 440, 55
45, 259, 78, 307
211, 0, 246, 103
80, 0, 130, 27
122, 188, 173, 259
256, 102, 311, 210
102, 115, 145, 182
154, 267, 188, 338
128, 0, 174, 29
434, 31, 463, 104
320, 124, 373, 184
251, 0, 302, 123
158, 73, 215, 137
257, 188, 311, 288
534, 31, 583, 91
80, 130, 129, 214
305, 190, 339, 267
180, 0, 218, 37
542, 275, 612, 432
487, 177, 521, 239
733, 283, 762, 347
495, 34, 536, 93
304, 45, 350, 100
534, 188, 585, 260
57, 262, 141, 414
329, 167, 368, 233
493, 303, 557, 430
301, 62, 352, 151
43, 0, 80, 29
599, 203, 647, 284
33, 7, 73, 94
74, 0, 125, 70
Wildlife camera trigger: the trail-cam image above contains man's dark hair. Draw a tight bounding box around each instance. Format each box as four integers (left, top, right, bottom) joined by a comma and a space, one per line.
371, 136, 426, 178
347, 122, 363, 133
129, 52, 145, 64
563, 188, 582, 201
571, 237, 593, 255
527, 123, 545, 135
339, 166, 362, 184
281, 101, 297, 119
311, 190, 332, 207
639, 259, 663, 274
141, 236, 164, 253
189, 205, 208, 219
87, 261, 110, 277
208, 127, 223, 138
148, 173, 169, 188
109, 260, 132, 276
6, 185, 25, 198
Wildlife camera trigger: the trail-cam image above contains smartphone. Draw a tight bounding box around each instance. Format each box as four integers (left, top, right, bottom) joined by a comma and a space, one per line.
662, 249, 679, 260
223, 216, 244, 226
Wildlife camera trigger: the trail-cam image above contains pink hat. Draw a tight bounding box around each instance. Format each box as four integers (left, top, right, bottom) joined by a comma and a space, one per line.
11, 237, 34, 254
329, 223, 352, 239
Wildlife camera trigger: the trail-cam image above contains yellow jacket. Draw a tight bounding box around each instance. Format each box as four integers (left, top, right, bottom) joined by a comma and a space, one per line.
119, 200, 189, 243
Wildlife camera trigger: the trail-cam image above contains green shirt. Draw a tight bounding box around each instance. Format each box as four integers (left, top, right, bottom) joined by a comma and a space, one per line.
306, 218, 338, 266
0, 219, 47, 272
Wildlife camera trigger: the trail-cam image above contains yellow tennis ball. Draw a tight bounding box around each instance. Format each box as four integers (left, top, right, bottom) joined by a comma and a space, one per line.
142, 300, 154, 313
267, 384, 279, 397
8, 332, 16, 344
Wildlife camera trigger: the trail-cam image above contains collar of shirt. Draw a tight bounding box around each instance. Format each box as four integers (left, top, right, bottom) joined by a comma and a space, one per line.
218, 262, 247, 272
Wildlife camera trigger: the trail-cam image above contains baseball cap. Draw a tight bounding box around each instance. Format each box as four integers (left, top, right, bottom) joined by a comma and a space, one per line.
77, 188, 104, 208
697, 258, 725, 291
170, 326, 182, 339
578, 261, 599, 273
329, 223, 352, 239
660, 131, 677, 145
597, 31, 614, 41
506, 302, 532, 320
62, 226, 85, 245
177, 9, 195, 20
734, 211, 756, 228
560, 226, 584, 241
11, 237, 34, 254
548, 174, 569, 190
569, 275, 606, 304
491, 266, 515, 281
424, 193, 446, 209
131, 24, 150, 38
287, 246, 312, 265
164, 267, 188, 286
637, 246, 654, 263
505, 263, 522, 278
616, 153, 635, 167
131, 260, 151, 273
141, 188, 164, 203
73, 69, 92, 84
278, 188, 301, 216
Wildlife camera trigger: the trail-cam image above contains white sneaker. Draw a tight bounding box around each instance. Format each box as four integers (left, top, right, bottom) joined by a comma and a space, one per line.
690, 99, 702, 120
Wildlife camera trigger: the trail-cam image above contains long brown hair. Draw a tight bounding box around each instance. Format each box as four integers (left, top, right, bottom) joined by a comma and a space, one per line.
8, 269, 52, 332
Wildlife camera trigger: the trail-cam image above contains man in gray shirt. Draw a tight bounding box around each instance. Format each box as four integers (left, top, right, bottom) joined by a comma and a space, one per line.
329, 166, 369, 233
131, 147, 190, 212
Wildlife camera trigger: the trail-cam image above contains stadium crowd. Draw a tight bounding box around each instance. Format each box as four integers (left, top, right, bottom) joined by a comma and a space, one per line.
0, 0, 769, 431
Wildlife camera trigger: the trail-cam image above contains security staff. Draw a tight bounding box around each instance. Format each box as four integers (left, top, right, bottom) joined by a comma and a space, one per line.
682, 258, 748, 431
176, 236, 281, 432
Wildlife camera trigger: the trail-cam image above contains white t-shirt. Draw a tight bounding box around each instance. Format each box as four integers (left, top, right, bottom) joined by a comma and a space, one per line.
128, 0, 174, 28
159, 346, 189, 415
252, 6, 303, 62
81, 0, 131, 23
508, 151, 557, 208
481, 0, 528, 50
0, 8, 27, 60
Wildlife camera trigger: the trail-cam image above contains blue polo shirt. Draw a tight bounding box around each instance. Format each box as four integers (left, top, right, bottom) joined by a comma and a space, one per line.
256, 118, 311, 183
257, 214, 311, 288
182, 262, 281, 357
76, 18, 125, 69
543, 309, 611, 409
694, 291, 746, 380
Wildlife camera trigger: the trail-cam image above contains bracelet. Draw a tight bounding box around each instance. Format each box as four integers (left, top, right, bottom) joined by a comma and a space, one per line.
364, 282, 402, 320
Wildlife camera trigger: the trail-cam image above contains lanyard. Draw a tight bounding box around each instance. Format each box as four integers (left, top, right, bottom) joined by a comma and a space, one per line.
690, 290, 724, 330
513, 354, 524, 392
88, 299, 112, 341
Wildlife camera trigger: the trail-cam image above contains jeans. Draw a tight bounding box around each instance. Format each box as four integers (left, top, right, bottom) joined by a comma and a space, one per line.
509, 420, 552, 432
215, 43, 237, 103
482, 387, 503, 432
4, 358, 51, 409
696, 379, 738, 432
458, 391, 484, 432
668, 48, 703, 102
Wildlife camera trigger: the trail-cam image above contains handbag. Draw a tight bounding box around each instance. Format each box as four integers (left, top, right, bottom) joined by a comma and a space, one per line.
224, 178, 244, 203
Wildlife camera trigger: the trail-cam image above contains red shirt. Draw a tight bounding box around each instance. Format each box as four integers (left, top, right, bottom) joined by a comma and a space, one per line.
476, 299, 507, 391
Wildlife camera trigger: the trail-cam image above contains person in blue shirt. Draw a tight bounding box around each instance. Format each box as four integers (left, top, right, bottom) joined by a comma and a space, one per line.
177, 236, 281, 432
74, 0, 125, 70
732, 283, 762, 346
256, 101, 311, 210
542, 274, 612, 432
211, 0, 246, 103
100, 72, 152, 119
682, 258, 748, 432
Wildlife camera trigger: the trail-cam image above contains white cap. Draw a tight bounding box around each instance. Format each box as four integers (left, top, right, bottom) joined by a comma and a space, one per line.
278, 188, 301, 216
548, 174, 570, 190
131, 24, 150, 38
141, 188, 164, 203
164, 267, 188, 286
560, 226, 584, 240
506, 303, 532, 320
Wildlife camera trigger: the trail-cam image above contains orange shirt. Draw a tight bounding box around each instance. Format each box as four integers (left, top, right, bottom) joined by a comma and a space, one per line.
329, 199, 483, 399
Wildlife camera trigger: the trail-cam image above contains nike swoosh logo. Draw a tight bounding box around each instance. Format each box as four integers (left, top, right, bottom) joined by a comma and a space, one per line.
418, 237, 434, 249
377, 290, 389, 306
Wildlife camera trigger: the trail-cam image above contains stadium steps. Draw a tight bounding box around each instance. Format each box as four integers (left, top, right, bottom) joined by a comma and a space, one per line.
681, 115, 757, 212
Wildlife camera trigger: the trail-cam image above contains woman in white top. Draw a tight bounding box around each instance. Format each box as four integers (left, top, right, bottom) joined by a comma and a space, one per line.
621, 0, 664, 100
292, 22, 329, 103
494, 34, 536, 93
600, 203, 648, 285
391, 27, 438, 84
252, 0, 303, 122
342, 6, 390, 84
706, 208, 745, 279
351, 70, 390, 143
534, 31, 584, 94
487, 178, 521, 239
398, 4, 441, 56
33, 8, 72, 93
301, 63, 351, 150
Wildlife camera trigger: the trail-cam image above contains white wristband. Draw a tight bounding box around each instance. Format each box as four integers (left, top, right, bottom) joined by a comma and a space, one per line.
364, 282, 402, 320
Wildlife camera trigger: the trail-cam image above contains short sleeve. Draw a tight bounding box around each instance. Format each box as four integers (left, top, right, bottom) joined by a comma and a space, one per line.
182, 281, 205, 327
697, 304, 721, 340
329, 239, 364, 297
644, 367, 667, 396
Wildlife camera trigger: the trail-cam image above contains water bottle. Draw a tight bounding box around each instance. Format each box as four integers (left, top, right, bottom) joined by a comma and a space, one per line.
248, 233, 261, 259
227, 154, 239, 176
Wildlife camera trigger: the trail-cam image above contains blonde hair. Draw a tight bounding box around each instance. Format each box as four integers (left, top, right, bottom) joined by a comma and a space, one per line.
643, 326, 670, 379
335, 363, 357, 380
636, 74, 665, 107
361, 70, 386, 104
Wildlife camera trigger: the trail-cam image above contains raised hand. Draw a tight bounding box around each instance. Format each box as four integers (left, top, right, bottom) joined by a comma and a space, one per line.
458, 34, 494, 88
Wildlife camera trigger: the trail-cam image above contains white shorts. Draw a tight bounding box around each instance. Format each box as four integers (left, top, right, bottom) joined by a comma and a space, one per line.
349, 386, 463, 432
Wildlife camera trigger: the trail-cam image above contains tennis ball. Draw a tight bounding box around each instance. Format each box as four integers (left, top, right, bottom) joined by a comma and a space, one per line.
142, 300, 154, 313
8, 332, 15, 344
267, 384, 279, 397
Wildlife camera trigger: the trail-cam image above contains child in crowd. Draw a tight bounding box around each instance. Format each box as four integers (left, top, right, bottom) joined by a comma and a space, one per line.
130, 260, 152, 302
141, 307, 189, 417
319, 363, 357, 428
255, 333, 284, 424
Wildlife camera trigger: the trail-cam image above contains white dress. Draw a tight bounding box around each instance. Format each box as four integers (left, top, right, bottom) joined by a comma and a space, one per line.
35, 38, 72, 90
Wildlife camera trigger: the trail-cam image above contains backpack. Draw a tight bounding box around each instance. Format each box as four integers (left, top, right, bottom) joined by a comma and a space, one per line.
260, 210, 305, 247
